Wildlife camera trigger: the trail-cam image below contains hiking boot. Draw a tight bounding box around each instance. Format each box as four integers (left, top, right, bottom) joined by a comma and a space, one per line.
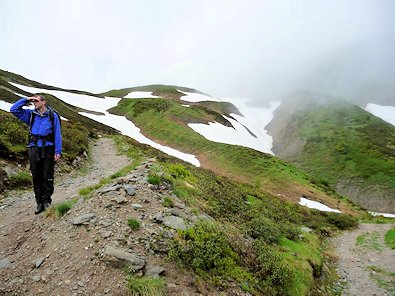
44, 202, 51, 209
35, 203, 45, 215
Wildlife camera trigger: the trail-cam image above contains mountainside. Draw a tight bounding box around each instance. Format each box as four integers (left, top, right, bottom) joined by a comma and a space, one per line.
108, 91, 359, 215
266, 92, 395, 212
2, 68, 395, 295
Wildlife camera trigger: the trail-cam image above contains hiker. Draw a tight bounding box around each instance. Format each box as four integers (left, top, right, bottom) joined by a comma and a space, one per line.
10, 94, 62, 214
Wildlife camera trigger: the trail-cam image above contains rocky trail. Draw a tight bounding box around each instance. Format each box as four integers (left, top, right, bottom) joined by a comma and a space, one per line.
333, 223, 395, 296
0, 137, 221, 296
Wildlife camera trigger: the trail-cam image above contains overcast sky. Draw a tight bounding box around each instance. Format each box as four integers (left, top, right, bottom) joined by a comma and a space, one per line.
1, 0, 394, 103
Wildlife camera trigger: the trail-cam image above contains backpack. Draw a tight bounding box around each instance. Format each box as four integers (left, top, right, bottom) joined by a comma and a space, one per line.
29, 106, 61, 142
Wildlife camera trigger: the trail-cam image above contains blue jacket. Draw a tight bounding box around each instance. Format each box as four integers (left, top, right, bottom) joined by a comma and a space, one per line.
10, 97, 62, 155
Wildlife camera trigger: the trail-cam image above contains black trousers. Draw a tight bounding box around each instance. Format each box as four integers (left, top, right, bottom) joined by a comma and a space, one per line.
28, 146, 55, 205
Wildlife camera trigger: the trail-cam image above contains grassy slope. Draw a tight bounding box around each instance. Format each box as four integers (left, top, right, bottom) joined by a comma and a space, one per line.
271, 99, 395, 208
113, 134, 359, 295
109, 96, 359, 214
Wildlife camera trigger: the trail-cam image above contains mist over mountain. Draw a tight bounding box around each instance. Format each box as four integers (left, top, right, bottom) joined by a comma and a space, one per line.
2, 1, 394, 105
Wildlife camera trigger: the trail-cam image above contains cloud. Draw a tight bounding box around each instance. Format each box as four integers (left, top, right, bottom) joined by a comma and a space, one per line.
1, 0, 394, 103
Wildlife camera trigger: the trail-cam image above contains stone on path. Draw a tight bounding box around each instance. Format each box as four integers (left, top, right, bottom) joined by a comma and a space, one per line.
132, 203, 143, 209
0, 258, 11, 268
72, 213, 96, 225
35, 257, 45, 268
123, 184, 136, 196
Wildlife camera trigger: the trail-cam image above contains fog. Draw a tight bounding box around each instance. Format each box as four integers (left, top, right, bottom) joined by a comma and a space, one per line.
1, 0, 394, 104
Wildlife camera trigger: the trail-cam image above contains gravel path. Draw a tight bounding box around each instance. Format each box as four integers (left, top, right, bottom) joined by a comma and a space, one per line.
54, 137, 131, 201
0, 137, 131, 295
333, 223, 395, 296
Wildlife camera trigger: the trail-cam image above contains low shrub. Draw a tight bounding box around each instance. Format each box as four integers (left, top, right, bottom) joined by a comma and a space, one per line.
127, 218, 141, 230
246, 216, 282, 243
8, 171, 31, 187
61, 121, 90, 161
147, 173, 161, 185
167, 163, 190, 179
324, 212, 358, 230
255, 242, 295, 294
169, 221, 239, 277
0, 111, 28, 160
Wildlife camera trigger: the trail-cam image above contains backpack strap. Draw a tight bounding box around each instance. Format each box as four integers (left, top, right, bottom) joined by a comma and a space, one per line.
28, 107, 60, 145
29, 112, 37, 137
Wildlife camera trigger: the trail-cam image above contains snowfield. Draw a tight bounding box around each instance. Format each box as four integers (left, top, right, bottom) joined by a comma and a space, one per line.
365, 103, 395, 126
179, 91, 280, 155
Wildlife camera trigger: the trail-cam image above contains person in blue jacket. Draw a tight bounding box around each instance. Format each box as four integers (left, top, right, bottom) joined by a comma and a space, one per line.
11, 94, 62, 215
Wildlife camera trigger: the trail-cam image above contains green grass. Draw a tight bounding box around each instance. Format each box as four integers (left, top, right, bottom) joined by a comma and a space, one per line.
385, 228, 395, 249
279, 234, 323, 295
45, 199, 77, 219
108, 97, 337, 200
0, 111, 29, 160
280, 101, 395, 198
356, 231, 384, 251
162, 197, 174, 207
147, 173, 161, 185
127, 218, 141, 230
8, 171, 31, 187
126, 275, 166, 296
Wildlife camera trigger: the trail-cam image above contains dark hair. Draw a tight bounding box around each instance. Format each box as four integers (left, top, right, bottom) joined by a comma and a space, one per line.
34, 94, 45, 101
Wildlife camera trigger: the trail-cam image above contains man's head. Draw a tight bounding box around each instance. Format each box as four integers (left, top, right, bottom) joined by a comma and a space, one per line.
32, 94, 46, 109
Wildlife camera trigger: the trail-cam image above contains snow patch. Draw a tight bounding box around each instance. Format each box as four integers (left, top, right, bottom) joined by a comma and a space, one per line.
0, 100, 12, 112
178, 91, 218, 102
365, 103, 395, 126
299, 197, 341, 213
9, 82, 121, 113
369, 211, 395, 218
124, 91, 160, 99
188, 100, 280, 155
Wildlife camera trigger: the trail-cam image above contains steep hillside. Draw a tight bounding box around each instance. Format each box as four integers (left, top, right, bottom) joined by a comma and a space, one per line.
107, 90, 361, 215
266, 92, 395, 212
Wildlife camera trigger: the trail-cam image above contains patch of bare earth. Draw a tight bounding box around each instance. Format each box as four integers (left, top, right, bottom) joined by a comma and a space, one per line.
333, 223, 395, 296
